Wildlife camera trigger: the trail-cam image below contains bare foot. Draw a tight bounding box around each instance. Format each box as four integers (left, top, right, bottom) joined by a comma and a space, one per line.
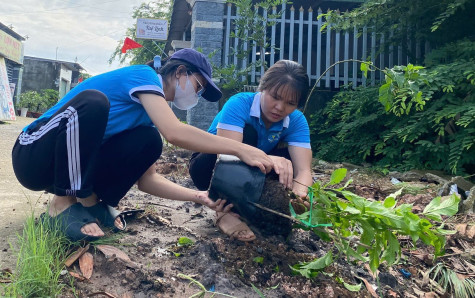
215, 212, 256, 241
113, 217, 124, 230
49, 195, 105, 238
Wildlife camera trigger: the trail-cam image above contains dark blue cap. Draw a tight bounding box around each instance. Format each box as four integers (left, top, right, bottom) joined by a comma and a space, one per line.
170, 48, 222, 102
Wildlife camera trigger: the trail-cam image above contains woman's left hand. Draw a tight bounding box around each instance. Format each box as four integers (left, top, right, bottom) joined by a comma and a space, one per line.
195, 191, 234, 213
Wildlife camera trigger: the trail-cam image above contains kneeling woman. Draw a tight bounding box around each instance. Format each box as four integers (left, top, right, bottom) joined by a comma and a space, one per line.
189, 60, 313, 242
12, 48, 273, 242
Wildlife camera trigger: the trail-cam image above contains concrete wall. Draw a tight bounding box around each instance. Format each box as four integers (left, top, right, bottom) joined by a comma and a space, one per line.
22, 59, 59, 92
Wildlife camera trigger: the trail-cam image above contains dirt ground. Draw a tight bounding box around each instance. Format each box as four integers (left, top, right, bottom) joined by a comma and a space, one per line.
0, 117, 51, 271
1, 118, 474, 297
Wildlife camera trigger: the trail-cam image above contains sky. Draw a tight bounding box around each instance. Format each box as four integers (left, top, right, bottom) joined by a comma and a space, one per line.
1, 0, 147, 75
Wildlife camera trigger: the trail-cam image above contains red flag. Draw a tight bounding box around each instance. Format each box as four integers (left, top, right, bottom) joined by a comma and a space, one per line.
121, 37, 143, 53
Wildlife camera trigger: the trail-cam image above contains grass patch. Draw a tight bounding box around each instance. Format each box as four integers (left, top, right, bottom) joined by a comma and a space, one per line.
1, 212, 71, 297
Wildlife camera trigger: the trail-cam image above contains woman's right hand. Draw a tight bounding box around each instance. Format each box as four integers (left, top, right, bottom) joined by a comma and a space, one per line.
236, 143, 273, 174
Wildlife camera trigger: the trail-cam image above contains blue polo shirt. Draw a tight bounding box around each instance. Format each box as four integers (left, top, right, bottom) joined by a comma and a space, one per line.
208, 92, 311, 153
23, 65, 164, 141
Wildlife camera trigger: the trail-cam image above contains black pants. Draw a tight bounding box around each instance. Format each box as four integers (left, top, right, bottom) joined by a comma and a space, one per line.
12, 90, 162, 206
189, 125, 290, 191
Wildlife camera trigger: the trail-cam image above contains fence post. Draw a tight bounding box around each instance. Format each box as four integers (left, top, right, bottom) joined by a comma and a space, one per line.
379, 33, 384, 82
289, 6, 295, 61
224, 2, 231, 66
362, 26, 367, 87
298, 6, 304, 65
316, 8, 322, 87
251, 5, 257, 84
279, 2, 286, 60
270, 6, 277, 65
233, 7, 239, 66
261, 7, 267, 78
325, 10, 332, 88
334, 10, 341, 88
371, 30, 376, 86
389, 30, 394, 68
352, 25, 358, 89
307, 7, 313, 84
344, 29, 349, 87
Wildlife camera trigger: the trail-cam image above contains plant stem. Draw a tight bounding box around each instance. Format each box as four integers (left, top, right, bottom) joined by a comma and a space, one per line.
250, 202, 372, 249
303, 59, 383, 113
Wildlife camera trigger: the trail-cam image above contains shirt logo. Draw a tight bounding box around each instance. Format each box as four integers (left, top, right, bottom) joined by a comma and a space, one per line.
268, 132, 281, 143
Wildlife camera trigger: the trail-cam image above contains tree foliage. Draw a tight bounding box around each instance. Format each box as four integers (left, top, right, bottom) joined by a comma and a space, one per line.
323, 0, 475, 50
309, 0, 475, 176
109, 1, 173, 66
310, 40, 475, 175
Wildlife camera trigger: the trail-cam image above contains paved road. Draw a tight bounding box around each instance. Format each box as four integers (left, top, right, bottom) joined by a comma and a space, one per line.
0, 117, 51, 270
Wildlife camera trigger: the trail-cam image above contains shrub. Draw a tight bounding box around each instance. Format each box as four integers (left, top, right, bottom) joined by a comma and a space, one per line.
310, 40, 475, 176
17, 89, 59, 113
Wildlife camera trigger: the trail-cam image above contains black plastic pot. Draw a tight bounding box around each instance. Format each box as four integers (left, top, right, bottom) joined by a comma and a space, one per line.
208, 155, 266, 218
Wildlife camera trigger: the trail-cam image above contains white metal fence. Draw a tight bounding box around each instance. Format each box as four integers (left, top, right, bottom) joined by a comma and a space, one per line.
223, 3, 431, 89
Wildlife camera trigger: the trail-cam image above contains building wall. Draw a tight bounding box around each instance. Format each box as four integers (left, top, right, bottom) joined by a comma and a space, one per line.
59, 64, 72, 98
22, 59, 59, 92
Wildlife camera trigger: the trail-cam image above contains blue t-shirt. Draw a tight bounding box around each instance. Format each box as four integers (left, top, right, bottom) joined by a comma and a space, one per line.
208, 92, 311, 153
23, 65, 164, 141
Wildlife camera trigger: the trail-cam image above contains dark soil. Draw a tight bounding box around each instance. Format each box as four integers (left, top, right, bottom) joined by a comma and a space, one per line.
250, 176, 293, 237
56, 148, 474, 298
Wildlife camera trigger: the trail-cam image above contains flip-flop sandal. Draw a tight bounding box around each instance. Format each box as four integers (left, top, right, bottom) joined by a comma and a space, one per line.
40, 203, 101, 242
84, 201, 127, 232
215, 213, 256, 242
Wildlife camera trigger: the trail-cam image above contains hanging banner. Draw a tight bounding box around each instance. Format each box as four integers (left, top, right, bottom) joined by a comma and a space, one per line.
136, 18, 168, 40
0, 57, 16, 120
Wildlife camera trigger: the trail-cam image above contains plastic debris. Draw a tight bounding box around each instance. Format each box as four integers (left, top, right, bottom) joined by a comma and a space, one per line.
390, 177, 401, 184
449, 184, 459, 195
209, 285, 215, 292
398, 268, 411, 278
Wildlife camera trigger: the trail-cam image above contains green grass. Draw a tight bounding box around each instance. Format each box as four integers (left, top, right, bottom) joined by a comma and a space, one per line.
1, 212, 72, 297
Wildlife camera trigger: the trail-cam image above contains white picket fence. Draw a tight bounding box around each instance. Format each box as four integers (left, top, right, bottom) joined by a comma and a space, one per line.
223, 3, 431, 89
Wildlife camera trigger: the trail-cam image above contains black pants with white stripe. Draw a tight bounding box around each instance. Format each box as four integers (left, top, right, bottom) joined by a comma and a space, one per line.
12, 90, 163, 206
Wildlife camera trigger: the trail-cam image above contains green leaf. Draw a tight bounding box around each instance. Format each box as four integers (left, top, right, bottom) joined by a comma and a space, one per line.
381, 231, 400, 266
423, 194, 460, 220
360, 63, 369, 78
251, 283, 265, 298
253, 257, 264, 264
328, 168, 347, 186
383, 197, 396, 208
178, 237, 194, 247
343, 282, 362, 292
386, 188, 403, 201
301, 251, 333, 271
290, 251, 334, 278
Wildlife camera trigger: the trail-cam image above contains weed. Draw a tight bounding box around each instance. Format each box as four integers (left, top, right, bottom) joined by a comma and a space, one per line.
1, 212, 71, 297
428, 263, 475, 298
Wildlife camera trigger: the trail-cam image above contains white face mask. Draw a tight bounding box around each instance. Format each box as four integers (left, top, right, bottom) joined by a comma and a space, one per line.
173, 75, 199, 110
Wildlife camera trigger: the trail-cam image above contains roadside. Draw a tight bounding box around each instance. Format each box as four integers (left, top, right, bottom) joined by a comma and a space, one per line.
0, 117, 51, 270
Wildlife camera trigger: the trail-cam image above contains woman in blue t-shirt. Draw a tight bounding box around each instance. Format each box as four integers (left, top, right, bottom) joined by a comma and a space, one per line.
11, 48, 273, 242
189, 60, 313, 242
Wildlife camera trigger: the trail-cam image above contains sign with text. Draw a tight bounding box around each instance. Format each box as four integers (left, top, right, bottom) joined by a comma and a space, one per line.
0, 31, 22, 64
0, 57, 16, 120
136, 18, 168, 40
